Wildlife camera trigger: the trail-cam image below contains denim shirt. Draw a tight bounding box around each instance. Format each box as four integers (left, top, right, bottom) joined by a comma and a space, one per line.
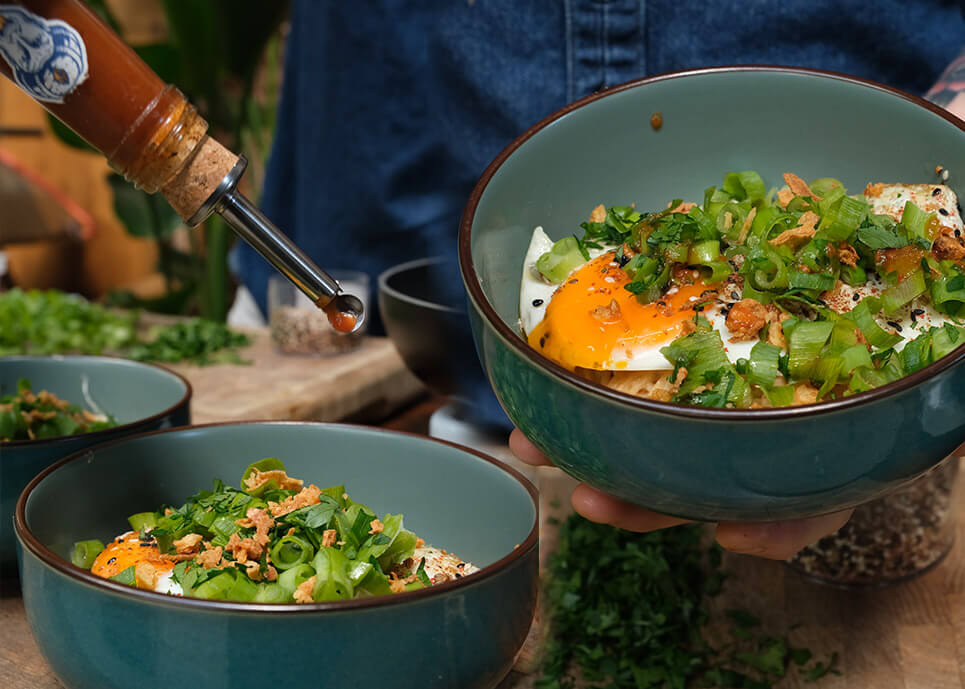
234, 0, 965, 427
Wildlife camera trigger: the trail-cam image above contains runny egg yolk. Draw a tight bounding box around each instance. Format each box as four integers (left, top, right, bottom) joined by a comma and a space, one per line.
90, 531, 174, 580
527, 252, 713, 371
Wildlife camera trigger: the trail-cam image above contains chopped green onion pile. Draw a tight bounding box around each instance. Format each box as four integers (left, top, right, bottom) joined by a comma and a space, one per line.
1, 378, 117, 442
536, 515, 840, 689
535, 172, 965, 408
0, 288, 250, 365
74, 459, 438, 603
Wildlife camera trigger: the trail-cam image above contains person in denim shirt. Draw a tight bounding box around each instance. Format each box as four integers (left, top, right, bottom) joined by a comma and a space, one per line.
234, 0, 965, 558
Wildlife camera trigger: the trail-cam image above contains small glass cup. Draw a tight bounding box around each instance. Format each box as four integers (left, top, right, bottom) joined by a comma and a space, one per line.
787, 457, 960, 587
267, 270, 370, 356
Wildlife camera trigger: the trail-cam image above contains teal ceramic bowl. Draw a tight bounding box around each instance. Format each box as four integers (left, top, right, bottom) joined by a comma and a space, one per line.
1, 356, 190, 574
15, 422, 538, 689
459, 66, 965, 521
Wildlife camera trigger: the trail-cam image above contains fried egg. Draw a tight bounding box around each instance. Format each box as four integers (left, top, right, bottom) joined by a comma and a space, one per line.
91, 531, 183, 595
519, 228, 756, 371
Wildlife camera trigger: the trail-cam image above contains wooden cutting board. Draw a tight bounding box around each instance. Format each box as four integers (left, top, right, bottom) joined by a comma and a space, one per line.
153, 325, 426, 425
496, 457, 965, 689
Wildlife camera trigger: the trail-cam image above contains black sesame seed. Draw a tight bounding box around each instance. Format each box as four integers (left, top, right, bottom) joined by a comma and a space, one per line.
912, 308, 925, 317
956, 230, 962, 238
940, 208, 950, 216
539, 336, 546, 348
694, 305, 704, 312
886, 320, 902, 332
852, 293, 861, 302
617, 253, 631, 268
731, 291, 740, 300
107, 557, 117, 565
531, 299, 543, 307
934, 187, 942, 196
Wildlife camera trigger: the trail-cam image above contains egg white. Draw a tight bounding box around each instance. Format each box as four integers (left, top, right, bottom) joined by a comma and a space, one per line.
154, 570, 183, 595
519, 228, 757, 371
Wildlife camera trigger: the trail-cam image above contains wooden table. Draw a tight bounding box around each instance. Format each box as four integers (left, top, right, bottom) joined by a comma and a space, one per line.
4, 398, 965, 688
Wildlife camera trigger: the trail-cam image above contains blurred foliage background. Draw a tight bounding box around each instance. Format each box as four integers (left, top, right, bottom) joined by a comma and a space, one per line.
48, 0, 289, 321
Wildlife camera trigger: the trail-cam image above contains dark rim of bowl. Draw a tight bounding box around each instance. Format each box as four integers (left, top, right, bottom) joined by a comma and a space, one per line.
0, 355, 192, 447
14, 420, 540, 614
458, 64, 965, 421
378, 256, 462, 314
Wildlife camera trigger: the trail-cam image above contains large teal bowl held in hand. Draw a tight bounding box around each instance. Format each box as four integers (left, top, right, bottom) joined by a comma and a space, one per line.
15, 422, 538, 689
1, 356, 190, 575
459, 66, 965, 522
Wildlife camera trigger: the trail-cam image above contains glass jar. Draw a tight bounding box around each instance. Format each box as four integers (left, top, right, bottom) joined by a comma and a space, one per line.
268, 271, 370, 356
787, 457, 960, 586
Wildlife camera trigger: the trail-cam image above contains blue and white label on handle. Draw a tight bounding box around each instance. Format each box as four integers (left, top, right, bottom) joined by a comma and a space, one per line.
0, 5, 88, 104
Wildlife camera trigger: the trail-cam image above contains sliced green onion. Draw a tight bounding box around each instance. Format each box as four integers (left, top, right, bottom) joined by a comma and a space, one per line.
701, 260, 733, 283
269, 534, 315, 570
747, 341, 782, 388
819, 196, 868, 241
536, 237, 588, 284
240, 457, 286, 496
788, 269, 836, 292
70, 539, 105, 569
847, 297, 902, 349
840, 263, 867, 286
809, 178, 844, 198
812, 356, 844, 398
723, 170, 766, 202
225, 571, 259, 602
127, 512, 157, 533
253, 583, 291, 603
900, 201, 934, 241
278, 563, 315, 595
763, 385, 796, 407
839, 344, 872, 374
932, 323, 965, 360
849, 366, 888, 393
900, 332, 932, 374
312, 547, 354, 602
688, 240, 720, 265
880, 269, 926, 315
931, 273, 965, 317
787, 321, 834, 378
192, 571, 236, 600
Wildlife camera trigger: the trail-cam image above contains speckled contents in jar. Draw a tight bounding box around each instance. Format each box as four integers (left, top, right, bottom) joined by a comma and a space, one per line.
788, 459, 959, 585
270, 305, 361, 355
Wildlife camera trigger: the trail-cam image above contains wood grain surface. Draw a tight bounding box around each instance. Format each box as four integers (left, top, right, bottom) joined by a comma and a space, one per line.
155, 327, 426, 425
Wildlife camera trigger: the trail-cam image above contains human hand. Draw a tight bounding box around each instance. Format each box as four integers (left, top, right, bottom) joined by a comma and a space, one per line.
509, 429, 853, 560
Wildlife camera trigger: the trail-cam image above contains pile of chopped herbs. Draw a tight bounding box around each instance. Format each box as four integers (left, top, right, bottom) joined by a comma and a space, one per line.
534, 172, 965, 407
0, 378, 117, 442
536, 515, 840, 689
124, 318, 251, 365
0, 288, 250, 365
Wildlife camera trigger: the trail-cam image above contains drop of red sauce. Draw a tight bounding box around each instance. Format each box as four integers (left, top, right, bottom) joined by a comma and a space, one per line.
322, 301, 357, 333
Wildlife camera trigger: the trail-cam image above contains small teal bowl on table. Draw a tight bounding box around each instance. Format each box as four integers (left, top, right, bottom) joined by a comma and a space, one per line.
15, 422, 538, 689
1, 356, 190, 577
459, 66, 965, 522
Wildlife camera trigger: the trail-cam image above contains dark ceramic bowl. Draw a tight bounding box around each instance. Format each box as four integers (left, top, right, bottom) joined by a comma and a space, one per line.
15, 422, 538, 689
378, 257, 509, 430
459, 66, 965, 521
1, 356, 190, 574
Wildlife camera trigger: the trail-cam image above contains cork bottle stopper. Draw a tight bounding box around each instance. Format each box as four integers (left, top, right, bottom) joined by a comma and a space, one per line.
161, 136, 239, 222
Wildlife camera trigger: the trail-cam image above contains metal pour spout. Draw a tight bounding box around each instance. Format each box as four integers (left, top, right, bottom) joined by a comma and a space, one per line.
186, 156, 365, 331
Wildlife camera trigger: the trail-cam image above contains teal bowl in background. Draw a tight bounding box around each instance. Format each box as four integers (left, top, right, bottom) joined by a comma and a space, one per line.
15, 422, 539, 689
1, 356, 190, 575
459, 66, 965, 521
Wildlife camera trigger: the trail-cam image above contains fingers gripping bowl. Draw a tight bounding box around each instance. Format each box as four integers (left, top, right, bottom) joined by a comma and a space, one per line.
459, 67, 965, 521
14, 422, 538, 689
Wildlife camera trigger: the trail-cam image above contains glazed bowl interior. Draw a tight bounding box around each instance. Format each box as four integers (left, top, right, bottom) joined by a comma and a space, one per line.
1, 356, 190, 573
461, 67, 965, 520
15, 422, 538, 689
23, 423, 536, 568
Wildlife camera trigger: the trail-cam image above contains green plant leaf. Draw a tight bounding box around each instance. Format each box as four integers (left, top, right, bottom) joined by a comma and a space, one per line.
106, 173, 182, 240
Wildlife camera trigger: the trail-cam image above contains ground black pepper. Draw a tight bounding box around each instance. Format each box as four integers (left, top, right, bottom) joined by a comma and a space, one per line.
788, 459, 959, 586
